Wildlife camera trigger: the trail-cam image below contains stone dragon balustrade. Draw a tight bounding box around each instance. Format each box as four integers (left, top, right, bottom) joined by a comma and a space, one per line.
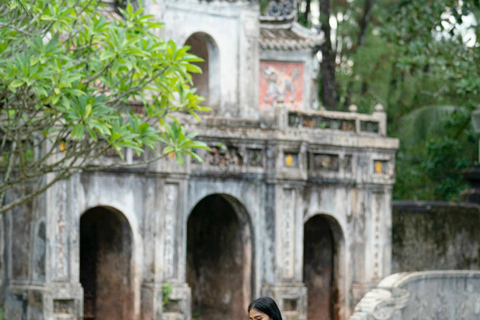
349, 271, 480, 320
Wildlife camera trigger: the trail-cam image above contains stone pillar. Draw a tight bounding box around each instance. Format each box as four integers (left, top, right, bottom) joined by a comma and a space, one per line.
141, 176, 191, 320
160, 180, 191, 320
349, 185, 370, 306
239, 6, 260, 119
141, 177, 163, 320
365, 190, 391, 283
350, 186, 392, 307
372, 104, 387, 136
47, 176, 83, 320
263, 185, 307, 320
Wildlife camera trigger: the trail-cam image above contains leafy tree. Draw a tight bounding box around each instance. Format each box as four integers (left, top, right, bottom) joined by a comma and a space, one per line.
0, 0, 209, 214
297, 0, 480, 200
297, 0, 377, 111
381, 0, 480, 200
395, 109, 478, 201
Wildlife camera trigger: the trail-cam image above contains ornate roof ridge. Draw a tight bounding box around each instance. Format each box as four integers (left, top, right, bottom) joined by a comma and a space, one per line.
291, 22, 322, 40
260, 0, 297, 23
259, 21, 292, 29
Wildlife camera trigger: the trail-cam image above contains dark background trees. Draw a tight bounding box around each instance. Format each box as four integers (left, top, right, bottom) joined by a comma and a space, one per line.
295, 0, 480, 201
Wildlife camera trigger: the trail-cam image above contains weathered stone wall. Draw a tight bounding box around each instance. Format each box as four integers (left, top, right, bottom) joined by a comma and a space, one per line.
3, 185, 49, 320
392, 201, 480, 273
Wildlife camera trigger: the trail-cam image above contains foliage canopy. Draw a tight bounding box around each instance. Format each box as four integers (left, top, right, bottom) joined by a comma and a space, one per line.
0, 0, 209, 214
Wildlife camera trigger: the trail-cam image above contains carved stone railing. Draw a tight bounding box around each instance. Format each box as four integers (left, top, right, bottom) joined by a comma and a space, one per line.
277, 104, 387, 136
349, 271, 480, 320
179, 102, 388, 137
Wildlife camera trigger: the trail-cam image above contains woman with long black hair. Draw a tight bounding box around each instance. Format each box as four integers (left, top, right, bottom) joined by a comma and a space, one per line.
248, 297, 283, 320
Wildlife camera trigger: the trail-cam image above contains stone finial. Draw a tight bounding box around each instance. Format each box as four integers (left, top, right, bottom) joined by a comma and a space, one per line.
348, 105, 358, 113
374, 104, 384, 112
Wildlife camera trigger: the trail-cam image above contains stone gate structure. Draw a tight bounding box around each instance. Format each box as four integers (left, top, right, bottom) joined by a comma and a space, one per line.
1, 1, 399, 319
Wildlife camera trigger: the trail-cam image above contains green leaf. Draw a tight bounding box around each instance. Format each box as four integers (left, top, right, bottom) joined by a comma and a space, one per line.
9, 80, 24, 89
40, 15, 55, 21
186, 64, 202, 74
175, 151, 184, 164
189, 141, 210, 150
85, 104, 92, 118
71, 124, 85, 139
163, 146, 174, 154
184, 150, 204, 163
87, 126, 98, 141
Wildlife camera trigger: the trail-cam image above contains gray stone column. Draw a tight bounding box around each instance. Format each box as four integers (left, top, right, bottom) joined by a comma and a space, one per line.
141, 176, 163, 320
160, 178, 191, 320
365, 188, 392, 283
263, 185, 307, 320
141, 175, 191, 320
35, 176, 81, 320
350, 185, 393, 307
6, 176, 83, 320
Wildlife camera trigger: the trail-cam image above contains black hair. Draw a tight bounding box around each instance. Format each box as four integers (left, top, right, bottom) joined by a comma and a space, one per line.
248, 297, 283, 320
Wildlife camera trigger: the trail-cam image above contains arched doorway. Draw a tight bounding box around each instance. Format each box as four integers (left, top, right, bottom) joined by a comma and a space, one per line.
80, 206, 134, 320
184, 32, 220, 109
303, 215, 341, 320
187, 194, 253, 320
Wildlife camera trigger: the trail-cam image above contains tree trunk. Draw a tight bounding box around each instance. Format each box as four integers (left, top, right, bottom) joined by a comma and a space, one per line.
358, 0, 373, 47
304, 0, 312, 24
319, 0, 337, 110
343, 0, 374, 109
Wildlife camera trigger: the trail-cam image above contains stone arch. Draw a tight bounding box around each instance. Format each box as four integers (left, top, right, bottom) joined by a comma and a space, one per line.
303, 214, 345, 320
184, 32, 220, 110
80, 206, 135, 320
187, 194, 254, 320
